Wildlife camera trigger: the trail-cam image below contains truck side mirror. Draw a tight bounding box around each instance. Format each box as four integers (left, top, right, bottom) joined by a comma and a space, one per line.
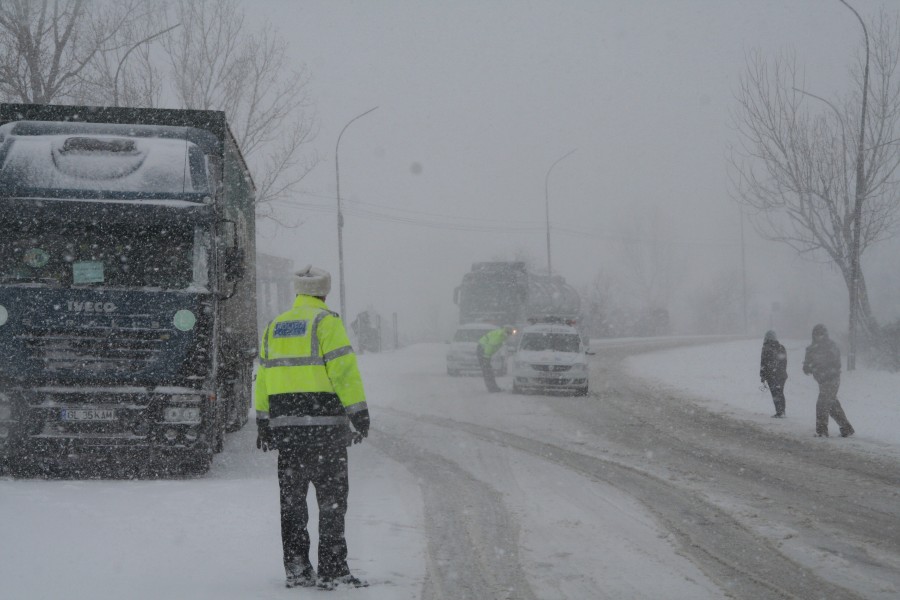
224, 247, 245, 280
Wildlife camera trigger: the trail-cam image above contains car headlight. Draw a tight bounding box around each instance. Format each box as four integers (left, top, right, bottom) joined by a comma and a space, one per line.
163, 406, 201, 424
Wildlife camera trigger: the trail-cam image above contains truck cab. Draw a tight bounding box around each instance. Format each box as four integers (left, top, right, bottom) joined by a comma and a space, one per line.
0, 105, 257, 476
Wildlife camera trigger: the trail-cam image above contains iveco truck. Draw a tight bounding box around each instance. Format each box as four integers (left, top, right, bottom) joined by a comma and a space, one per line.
0, 103, 257, 475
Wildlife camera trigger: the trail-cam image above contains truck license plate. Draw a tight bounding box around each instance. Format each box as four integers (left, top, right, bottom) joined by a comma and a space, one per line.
60, 408, 117, 422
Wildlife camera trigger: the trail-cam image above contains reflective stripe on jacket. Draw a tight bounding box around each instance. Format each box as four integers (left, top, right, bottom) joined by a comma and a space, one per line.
478, 328, 508, 358
254, 295, 367, 429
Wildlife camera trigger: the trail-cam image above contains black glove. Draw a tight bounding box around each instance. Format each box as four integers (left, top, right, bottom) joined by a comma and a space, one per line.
348, 409, 370, 439
256, 419, 275, 452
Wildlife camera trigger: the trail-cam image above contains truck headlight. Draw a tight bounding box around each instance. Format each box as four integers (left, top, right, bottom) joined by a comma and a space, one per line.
163, 406, 201, 424
0, 305, 7, 326
173, 309, 197, 331
0, 404, 10, 421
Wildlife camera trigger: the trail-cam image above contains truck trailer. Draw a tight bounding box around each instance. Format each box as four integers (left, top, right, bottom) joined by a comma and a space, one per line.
0, 103, 257, 475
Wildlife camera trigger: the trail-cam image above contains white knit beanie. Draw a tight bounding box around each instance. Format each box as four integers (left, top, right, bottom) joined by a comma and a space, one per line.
293, 265, 331, 297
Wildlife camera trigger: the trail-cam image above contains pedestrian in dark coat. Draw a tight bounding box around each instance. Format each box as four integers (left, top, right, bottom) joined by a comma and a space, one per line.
802, 324, 854, 438
760, 330, 788, 417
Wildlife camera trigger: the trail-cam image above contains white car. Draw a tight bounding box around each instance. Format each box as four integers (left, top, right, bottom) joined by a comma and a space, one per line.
446, 323, 507, 376
512, 323, 590, 395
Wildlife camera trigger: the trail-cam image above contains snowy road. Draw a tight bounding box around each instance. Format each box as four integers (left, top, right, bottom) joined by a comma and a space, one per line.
2, 339, 899, 599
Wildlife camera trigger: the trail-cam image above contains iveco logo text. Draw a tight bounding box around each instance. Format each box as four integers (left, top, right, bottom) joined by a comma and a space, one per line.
66, 301, 117, 313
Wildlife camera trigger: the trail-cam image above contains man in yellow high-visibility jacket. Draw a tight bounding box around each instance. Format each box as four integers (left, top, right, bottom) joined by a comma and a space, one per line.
255, 265, 370, 590
477, 325, 513, 392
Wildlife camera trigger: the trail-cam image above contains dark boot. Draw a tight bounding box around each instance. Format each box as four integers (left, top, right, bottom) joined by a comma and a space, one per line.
318, 573, 369, 590
285, 561, 316, 588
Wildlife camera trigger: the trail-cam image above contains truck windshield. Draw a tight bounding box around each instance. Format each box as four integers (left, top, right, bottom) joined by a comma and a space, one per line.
459, 275, 524, 321
0, 220, 208, 290
520, 333, 581, 353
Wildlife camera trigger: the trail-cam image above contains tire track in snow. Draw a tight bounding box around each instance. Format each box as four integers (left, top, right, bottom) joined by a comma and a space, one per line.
381, 407, 864, 600
368, 429, 539, 600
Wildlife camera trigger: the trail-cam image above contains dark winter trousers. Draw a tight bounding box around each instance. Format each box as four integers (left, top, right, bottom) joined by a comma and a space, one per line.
277, 442, 350, 578
477, 346, 500, 392
815, 378, 853, 436
765, 377, 786, 416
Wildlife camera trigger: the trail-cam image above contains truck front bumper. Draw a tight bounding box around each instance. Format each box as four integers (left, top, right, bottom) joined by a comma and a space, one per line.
0, 385, 217, 470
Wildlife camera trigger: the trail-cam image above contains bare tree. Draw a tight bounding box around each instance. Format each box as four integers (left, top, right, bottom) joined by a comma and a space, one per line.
0, 0, 141, 104
159, 0, 318, 220
0, 0, 317, 224
74, 0, 174, 109
729, 7, 900, 364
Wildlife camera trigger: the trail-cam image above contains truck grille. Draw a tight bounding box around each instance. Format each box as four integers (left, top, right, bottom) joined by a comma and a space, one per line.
19, 327, 168, 374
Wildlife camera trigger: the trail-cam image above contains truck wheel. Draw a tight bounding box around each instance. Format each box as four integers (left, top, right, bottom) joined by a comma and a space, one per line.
225, 369, 251, 433
211, 403, 225, 454
214, 416, 226, 453
183, 451, 212, 476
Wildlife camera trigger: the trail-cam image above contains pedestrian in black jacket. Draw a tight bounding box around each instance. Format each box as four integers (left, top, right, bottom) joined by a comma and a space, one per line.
802, 324, 854, 438
760, 330, 788, 417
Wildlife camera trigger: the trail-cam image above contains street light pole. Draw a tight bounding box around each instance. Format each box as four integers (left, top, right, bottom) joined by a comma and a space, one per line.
840, 0, 870, 372
112, 24, 180, 107
544, 149, 577, 277
335, 106, 378, 320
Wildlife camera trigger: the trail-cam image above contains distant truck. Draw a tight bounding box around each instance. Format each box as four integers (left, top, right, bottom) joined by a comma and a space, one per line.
453, 261, 581, 329
0, 103, 257, 475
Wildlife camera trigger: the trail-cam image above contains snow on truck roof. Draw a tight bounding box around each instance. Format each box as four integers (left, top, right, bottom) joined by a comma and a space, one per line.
0, 121, 215, 198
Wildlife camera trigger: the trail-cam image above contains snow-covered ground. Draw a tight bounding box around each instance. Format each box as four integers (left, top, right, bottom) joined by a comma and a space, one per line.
1, 338, 898, 599
625, 338, 900, 458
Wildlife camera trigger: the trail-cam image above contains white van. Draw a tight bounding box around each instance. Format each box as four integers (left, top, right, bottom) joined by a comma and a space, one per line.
512, 323, 589, 395
446, 323, 508, 376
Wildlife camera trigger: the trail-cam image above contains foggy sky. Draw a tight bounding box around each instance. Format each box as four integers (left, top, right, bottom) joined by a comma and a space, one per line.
247, 0, 897, 340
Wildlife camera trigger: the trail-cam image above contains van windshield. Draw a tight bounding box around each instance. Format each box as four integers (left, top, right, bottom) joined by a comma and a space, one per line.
520, 332, 580, 353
